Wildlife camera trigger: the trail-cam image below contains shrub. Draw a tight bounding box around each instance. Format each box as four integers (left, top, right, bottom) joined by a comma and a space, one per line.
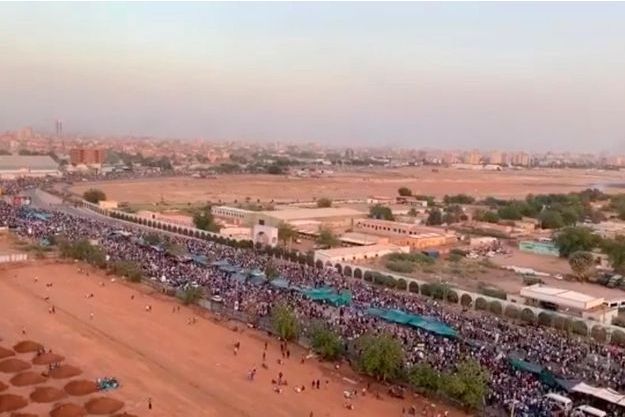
571, 320, 588, 336
504, 305, 520, 320
386, 259, 414, 273
109, 260, 143, 282
354, 269, 363, 279
446, 290, 459, 303
479, 287, 507, 300
448, 253, 463, 263
83, 189, 106, 204
355, 333, 403, 381
408, 281, 419, 293
522, 276, 543, 286
475, 297, 487, 310
364, 271, 373, 282
591, 326, 607, 343
180, 286, 203, 305
385, 276, 397, 289
611, 330, 625, 347
396, 279, 407, 291
308, 321, 344, 361
372, 272, 386, 286
420, 283, 432, 297
489, 301, 502, 315
520, 308, 536, 323
537, 312, 554, 327
430, 283, 450, 300
271, 303, 300, 341
460, 293, 472, 307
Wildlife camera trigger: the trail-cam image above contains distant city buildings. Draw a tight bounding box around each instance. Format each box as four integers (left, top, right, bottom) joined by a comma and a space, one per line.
70, 148, 106, 165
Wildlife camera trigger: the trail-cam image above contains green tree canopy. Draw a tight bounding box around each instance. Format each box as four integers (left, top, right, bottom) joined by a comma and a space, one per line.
308, 321, 344, 361
443, 194, 475, 205
271, 303, 300, 341
369, 204, 394, 220
426, 208, 443, 226
569, 251, 596, 281
316, 227, 340, 248
83, 189, 106, 204
554, 226, 601, 257
602, 236, 625, 274
355, 332, 404, 381
277, 222, 297, 247
193, 206, 221, 232
539, 210, 565, 229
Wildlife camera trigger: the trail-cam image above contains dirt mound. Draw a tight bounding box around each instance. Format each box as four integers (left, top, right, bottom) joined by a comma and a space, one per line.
10, 372, 47, 386
112, 413, 138, 417
11, 413, 39, 417
49, 365, 81, 379
13, 341, 43, 354
84, 397, 124, 415
0, 358, 31, 373
49, 403, 86, 417
0, 393, 28, 413
63, 380, 97, 396
0, 346, 15, 359
0, 380, 7, 392
32, 353, 64, 366
30, 386, 66, 403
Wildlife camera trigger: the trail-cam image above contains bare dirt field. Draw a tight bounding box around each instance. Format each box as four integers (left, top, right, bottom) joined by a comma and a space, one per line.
0, 261, 468, 417
69, 167, 625, 206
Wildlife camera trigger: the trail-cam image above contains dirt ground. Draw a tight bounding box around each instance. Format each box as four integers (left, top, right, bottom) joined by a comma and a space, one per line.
69, 167, 625, 206
0, 261, 468, 417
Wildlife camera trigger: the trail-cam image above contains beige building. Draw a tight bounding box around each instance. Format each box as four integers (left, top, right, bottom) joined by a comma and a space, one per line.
354, 219, 458, 250
314, 243, 409, 266
211, 206, 256, 226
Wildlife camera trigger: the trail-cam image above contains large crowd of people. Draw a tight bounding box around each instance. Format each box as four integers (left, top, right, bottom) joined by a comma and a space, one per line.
1, 178, 625, 417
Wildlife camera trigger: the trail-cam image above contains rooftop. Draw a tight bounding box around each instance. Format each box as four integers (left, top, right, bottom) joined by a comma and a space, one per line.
339, 232, 386, 246
263, 207, 366, 221
316, 243, 405, 257
520, 284, 605, 311
0, 155, 59, 170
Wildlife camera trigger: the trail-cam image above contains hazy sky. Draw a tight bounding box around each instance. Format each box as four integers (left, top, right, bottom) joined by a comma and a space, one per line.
1, 2, 625, 151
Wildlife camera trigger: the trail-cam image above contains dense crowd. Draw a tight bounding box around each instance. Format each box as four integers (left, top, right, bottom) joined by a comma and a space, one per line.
1, 180, 625, 416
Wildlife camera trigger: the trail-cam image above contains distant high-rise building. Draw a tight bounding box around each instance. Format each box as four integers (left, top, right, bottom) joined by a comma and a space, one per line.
55, 120, 63, 137
464, 151, 482, 165
69, 148, 106, 165
511, 152, 530, 167
488, 151, 503, 165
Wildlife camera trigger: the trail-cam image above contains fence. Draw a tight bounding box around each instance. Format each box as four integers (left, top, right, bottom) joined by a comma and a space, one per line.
0, 253, 28, 263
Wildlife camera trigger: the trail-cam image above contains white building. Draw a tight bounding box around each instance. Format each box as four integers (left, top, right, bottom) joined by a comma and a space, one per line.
314, 243, 409, 266
0, 155, 61, 179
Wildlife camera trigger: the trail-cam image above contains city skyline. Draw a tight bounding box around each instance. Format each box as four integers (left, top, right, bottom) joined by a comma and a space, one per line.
2, 2, 625, 152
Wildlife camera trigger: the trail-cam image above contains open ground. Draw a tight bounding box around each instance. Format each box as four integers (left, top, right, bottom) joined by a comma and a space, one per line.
0, 260, 468, 417
69, 167, 625, 206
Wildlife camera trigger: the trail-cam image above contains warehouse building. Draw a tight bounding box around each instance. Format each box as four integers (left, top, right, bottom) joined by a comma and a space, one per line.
0, 155, 61, 179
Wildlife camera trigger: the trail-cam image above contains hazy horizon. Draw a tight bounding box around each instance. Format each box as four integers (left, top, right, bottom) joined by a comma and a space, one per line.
1, 2, 625, 152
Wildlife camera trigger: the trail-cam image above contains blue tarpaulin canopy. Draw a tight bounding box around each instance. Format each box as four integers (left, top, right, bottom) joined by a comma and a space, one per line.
248, 269, 265, 278
366, 308, 457, 338
211, 260, 231, 267
220, 265, 240, 273
270, 278, 291, 289
303, 287, 352, 306
191, 255, 208, 266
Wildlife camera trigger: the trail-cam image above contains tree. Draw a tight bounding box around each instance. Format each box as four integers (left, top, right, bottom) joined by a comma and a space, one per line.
602, 236, 625, 274
497, 204, 523, 220
408, 208, 418, 217
109, 260, 143, 282
264, 259, 280, 280
554, 226, 601, 258
193, 206, 221, 232
271, 303, 300, 341
355, 332, 403, 381
267, 164, 285, 175
317, 228, 339, 248
316, 197, 332, 208
473, 209, 499, 223
407, 363, 441, 392
452, 359, 489, 410
369, 204, 394, 220
443, 194, 475, 205
277, 222, 297, 248
398, 187, 412, 197
83, 189, 106, 204
539, 210, 564, 229
308, 321, 344, 361
180, 285, 203, 305
426, 208, 443, 226
569, 251, 596, 281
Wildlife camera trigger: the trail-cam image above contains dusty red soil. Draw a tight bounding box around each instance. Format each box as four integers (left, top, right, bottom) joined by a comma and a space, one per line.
0, 380, 7, 392
63, 380, 98, 396
0, 262, 469, 417
84, 397, 124, 414
0, 359, 32, 373
112, 413, 138, 417
30, 386, 66, 403
32, 353, 64, 366
10, 413, 39, 417
0, 346, 15, 359
0, 393, 28, 413
13, 341, 43, 354
49, 365, 81, 380
10, 371, 47, 386
49, 403, 86, 417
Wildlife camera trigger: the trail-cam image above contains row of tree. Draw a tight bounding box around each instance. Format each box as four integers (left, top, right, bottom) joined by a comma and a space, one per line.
271, 302, 488, 410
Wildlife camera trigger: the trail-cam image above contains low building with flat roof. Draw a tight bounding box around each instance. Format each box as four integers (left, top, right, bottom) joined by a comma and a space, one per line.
258, 207, 367, 229
520, 284, 617, 324
314, 243, 408, 266
339, 232, 388, 246
0, 155, 61, 179
211, 206, 256, 226
355, 219, 458, 250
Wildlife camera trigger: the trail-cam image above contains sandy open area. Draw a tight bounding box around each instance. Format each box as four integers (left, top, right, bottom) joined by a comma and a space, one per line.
69, 167, 625, 206
0, 261, 467, 417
